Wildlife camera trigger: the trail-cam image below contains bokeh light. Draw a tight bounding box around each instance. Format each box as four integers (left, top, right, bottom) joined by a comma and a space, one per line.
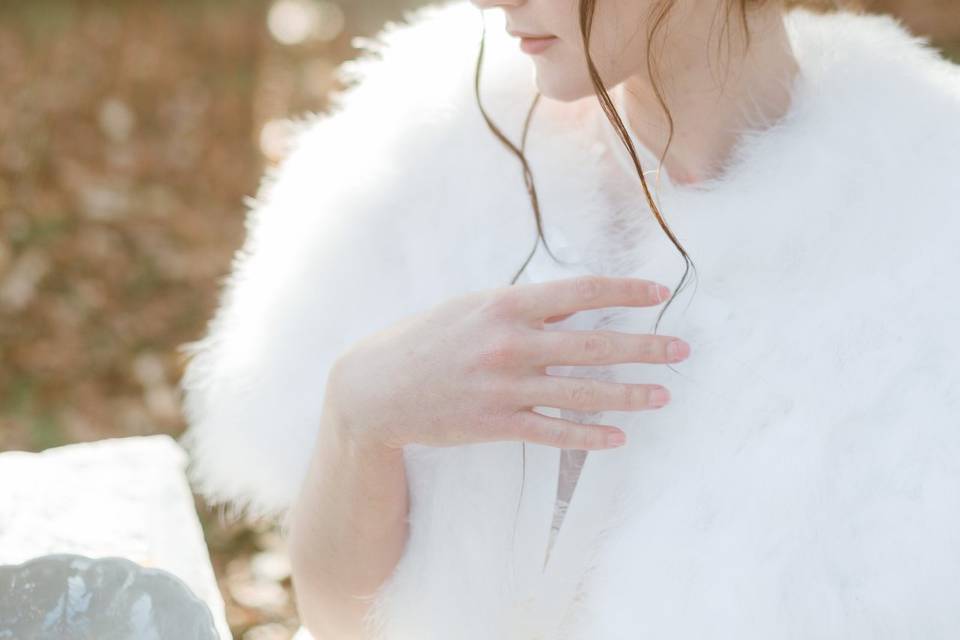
267, 0, 345, 46
259, 119, 295, 163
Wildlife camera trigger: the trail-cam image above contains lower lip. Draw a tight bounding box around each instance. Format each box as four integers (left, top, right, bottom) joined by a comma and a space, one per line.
519, 36, 557, 55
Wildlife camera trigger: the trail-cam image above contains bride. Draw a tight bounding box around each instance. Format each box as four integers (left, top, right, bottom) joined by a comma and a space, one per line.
178, 0, 960, 637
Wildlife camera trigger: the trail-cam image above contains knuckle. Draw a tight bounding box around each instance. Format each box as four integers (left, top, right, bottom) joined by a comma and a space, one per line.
551, 423, 571, 448
474, 333, 522, 369
495, 331, 525, 356
623, 384, 643, 409
581, 428, 605, 450
568, 428, 592, 450
476, 407, 511, 439
476, 377, 510, 407
511, 409, 537, 433
573, 275, 603, 301
582, 334, 613, 359
636, 337, 658, 360
568, 381, 597, 406
517, 413, 565, 447
480, 290, 521, 321
505, 410, 531, 439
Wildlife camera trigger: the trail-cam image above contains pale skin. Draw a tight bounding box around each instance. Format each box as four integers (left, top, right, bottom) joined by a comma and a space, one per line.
288, 277, 686, 638
497, 0, 800, 184
288, 0, 802, 638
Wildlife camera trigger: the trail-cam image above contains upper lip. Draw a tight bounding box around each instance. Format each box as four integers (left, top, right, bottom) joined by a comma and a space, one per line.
507, 30, 555, 39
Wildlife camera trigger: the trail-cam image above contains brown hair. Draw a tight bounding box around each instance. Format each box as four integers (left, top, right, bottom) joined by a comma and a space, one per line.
473, 0, 839, 559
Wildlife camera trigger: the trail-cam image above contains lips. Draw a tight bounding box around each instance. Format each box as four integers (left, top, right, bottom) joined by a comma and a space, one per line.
518, 36, 557, 55
506, 27, 558, 54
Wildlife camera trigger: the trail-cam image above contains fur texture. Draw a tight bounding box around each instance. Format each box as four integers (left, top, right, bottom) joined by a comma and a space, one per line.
178, 1, 960, 637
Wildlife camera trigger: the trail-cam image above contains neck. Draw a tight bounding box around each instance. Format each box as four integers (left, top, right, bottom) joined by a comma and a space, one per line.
619, 6, 800, 186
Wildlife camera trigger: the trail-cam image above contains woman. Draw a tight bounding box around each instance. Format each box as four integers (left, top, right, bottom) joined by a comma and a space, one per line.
178, 0, 960, 637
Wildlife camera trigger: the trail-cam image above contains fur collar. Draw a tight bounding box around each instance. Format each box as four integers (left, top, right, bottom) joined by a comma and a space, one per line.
179, 2, 960, 637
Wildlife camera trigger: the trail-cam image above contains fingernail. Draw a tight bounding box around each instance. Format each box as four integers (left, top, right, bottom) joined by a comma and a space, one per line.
649, 284, 670, 302
649, 387, 670, 407
606, 432, 626, 448
666, 340, 690, 362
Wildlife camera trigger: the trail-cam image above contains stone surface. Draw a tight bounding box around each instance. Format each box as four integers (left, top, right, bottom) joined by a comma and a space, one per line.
0, 435, 231, 640
0, 554, 220, 639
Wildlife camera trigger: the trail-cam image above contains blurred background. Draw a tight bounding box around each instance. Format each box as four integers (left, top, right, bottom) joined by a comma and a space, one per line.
1, 0, 957, 638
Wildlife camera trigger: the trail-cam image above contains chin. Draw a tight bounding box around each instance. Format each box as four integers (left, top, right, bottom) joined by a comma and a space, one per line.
532, 69, 595, 102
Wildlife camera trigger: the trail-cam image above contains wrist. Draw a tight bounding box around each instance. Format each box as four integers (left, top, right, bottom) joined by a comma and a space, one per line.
320, 398, 405, 466
324, 362, 408, 453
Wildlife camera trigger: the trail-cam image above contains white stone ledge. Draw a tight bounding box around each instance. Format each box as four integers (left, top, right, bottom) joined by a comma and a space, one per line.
0, 434, 232, 640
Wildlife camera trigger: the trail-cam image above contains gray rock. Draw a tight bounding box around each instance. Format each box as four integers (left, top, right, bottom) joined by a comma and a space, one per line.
0, 554, 219, 640
0, 435, 231, 639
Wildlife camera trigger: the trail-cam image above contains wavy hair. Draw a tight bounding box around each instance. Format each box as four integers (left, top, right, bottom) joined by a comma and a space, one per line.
471, 0, 840, 566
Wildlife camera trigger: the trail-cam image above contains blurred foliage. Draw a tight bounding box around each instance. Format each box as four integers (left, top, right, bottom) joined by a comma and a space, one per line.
0, 1, 957, 638
0, 1, 427, 638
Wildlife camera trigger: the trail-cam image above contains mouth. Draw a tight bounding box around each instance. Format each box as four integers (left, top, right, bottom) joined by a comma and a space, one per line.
517, 35, 558, 55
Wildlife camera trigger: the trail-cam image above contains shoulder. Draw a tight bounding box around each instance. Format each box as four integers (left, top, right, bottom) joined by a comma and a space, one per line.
786, 5, 958, 68
244, 0, 557, 257
176, 1, 550, 520
785, 6, 960, 115
730, 6, 960, 203
668, 9, 960, 285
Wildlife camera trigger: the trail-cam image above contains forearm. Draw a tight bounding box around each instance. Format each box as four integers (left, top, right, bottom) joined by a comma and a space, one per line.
287, 402, 410, 639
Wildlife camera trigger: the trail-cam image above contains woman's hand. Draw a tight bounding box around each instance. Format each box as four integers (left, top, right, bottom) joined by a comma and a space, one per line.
326, 275, 691, 452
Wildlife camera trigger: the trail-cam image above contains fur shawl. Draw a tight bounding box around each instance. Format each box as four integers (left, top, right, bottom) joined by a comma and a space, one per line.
178, 1, 960, 637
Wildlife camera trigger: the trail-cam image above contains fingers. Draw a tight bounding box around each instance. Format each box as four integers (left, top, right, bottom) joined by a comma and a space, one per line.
529, 329, 691, 367
508, 409, 626, 450
513, 375, 670, 413
493, 275, 671, 325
